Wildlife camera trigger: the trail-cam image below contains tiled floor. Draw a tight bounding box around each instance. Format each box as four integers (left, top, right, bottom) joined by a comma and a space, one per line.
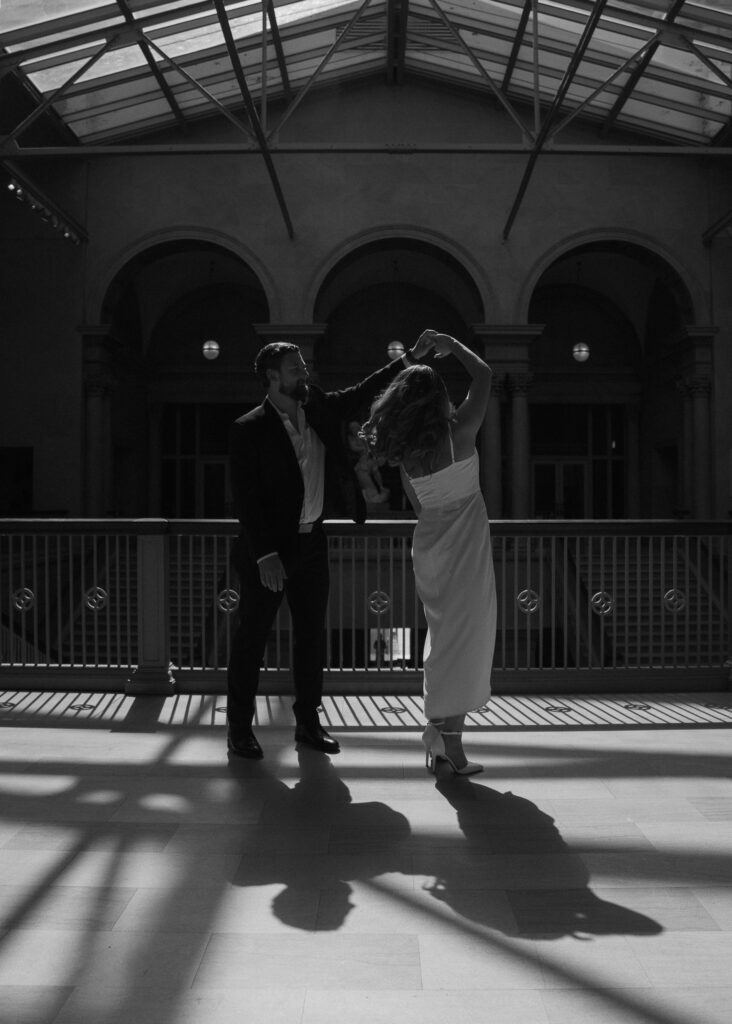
1, 690, 731, 1024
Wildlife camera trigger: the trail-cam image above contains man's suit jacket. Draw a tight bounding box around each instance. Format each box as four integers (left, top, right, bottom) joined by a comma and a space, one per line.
230, 360, 404, 564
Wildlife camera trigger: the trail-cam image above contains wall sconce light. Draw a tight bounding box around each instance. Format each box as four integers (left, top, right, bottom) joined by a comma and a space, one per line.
387, 340, 405, 360
202, 339, 220, 360
572, 342, 590, 362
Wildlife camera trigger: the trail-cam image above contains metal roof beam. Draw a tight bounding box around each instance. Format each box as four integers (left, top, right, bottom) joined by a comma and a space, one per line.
0, 38, 116, 150
8, 141, 732, 156
211, 0, 294, 238
270, 0, 375, 139
386, 0, 409, 85
266, 0, 292, 102
502, 0, 609, 240
115, 0, 189, 133
424, 0, 532, 141
501, 0, 532, 94
703, 208, 732, 245
548, 30, 661, 142
599, 0, 685, 138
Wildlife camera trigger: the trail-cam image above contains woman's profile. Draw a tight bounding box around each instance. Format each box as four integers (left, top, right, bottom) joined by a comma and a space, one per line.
361, 329, 497, 774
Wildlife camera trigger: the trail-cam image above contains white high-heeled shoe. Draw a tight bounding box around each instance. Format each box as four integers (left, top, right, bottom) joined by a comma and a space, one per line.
422, 724, 483, 775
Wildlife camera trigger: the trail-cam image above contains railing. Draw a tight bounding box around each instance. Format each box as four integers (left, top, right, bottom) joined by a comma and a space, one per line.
1, 518, 730, 694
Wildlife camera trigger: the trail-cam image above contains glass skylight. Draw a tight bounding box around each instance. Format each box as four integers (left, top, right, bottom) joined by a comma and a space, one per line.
1, 0, 731, 145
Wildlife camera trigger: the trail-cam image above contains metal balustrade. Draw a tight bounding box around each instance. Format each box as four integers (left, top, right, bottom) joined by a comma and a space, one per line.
1, 518, 730, 694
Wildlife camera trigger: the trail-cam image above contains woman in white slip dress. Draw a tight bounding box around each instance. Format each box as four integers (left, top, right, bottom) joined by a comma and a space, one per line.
361, 330, 496, 774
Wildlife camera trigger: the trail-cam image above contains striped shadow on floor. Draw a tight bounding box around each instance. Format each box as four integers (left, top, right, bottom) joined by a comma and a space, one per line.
1, 690, 732, 729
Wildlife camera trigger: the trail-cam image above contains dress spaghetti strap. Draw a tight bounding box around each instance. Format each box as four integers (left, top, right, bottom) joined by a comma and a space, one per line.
448, 424, 455, 464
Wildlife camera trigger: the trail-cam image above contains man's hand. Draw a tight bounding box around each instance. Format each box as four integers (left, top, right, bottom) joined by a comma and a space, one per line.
258, 553, 287, 592
410, 329, 438, 361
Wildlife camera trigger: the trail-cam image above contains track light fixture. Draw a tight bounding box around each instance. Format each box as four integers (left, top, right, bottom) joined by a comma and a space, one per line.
6, 179, 82, 245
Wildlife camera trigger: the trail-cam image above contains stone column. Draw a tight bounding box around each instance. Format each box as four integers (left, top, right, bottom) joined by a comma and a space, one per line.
81, 326, 115, 517
148, 402, 163, 516
668, 326, 717, 519
507, 374, 533, 519
625, 404, 641, 518
471, 325, 543, 521
253, 323, 328, 381
126, 519, 175, 695
688, 375, 713, 519
480, 376, 505, 519
676, 379, 694, 516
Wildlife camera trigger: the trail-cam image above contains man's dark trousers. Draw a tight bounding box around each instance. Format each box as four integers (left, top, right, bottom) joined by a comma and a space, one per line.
227, 527, 329, 730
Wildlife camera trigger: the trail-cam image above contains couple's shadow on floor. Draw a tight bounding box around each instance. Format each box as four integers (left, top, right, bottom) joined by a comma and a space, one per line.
229, 749, 661, 939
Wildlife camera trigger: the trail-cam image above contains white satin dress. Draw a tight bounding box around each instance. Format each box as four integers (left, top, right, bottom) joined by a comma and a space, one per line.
409, 433, 497, 719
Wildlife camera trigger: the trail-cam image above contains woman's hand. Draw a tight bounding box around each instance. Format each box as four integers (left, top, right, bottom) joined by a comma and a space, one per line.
411, 329, 438, 360
432, 333, 458, 359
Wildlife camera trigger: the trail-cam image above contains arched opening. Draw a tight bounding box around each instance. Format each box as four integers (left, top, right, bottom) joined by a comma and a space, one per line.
527, 241, 696, 518
314, 237, 484, 513
314, 237, 484, 374
100, 240, 269, 517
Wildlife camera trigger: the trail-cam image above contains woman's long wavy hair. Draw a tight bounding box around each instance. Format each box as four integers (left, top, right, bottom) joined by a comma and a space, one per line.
361, 365, 452, 473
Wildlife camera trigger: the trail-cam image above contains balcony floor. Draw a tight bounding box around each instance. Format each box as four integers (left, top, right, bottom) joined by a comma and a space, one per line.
1, 690, 732, 1024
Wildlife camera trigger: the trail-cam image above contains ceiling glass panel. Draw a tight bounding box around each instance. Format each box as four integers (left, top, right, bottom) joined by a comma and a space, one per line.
2, 0, 732, 144
0, 0, 111, 34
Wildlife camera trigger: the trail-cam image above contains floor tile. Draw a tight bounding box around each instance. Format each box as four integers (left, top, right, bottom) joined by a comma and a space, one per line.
53, 987, 306, 1024
0, 984, 73, 1024
0, 883, 136, 931
0, 928, 210, 988
302, 988, 549, 1024
625, 931, 732, 987
315, 879, 518, 936
419, 931, 547, 990
193, 932, 422, 989
113, 883, 320, 933
1, 696, 731, 1023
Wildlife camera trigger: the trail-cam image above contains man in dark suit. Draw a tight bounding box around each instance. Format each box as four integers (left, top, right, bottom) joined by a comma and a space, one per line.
227, 334, 433, 758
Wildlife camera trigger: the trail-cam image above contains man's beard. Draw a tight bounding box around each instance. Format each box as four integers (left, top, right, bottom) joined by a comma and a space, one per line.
282, 380, 309, 402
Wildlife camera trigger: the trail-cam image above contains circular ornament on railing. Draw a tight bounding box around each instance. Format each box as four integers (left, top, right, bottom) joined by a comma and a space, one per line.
84, 586, 108, 611
663, 588, 686, 613
12, 587, 35, 612
217, 588, 240, 613
516, 588, 540, 614
591, 591, 615, 616
368, 590, 391, 615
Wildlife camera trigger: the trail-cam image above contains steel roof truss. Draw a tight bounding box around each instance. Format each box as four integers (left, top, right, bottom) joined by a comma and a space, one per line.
424, 0, 532, 141
501, 0, 532, 94
115, 0, 190, 132
386, 0, 409, 84
502, 0, 609, 240
0, 37, 118, 150
212, 0, 294, 238
266, 0, 293, 101
548, 29, 662, 143
269, 0, 376, 139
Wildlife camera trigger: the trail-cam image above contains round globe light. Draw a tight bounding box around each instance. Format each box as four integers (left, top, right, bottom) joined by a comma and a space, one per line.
387, 340, 405, 360
572, 342, 590, 363
202, 339, 220, 361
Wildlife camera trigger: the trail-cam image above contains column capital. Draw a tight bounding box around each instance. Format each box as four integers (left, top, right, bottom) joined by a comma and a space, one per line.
685, 374, 713, 396
252, 323, 328, 345
506, 373, 534, 395
471, 324, 544, 376
252, 324, 328, 370
471, 323, 545, 342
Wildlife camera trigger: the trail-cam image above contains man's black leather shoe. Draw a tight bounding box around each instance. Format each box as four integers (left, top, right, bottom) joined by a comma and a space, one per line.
294, 721, 341, 754
227, 727, 264, 759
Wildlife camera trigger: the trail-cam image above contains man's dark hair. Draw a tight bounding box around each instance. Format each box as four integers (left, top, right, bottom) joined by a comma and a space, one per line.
254, 342, 300, 388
